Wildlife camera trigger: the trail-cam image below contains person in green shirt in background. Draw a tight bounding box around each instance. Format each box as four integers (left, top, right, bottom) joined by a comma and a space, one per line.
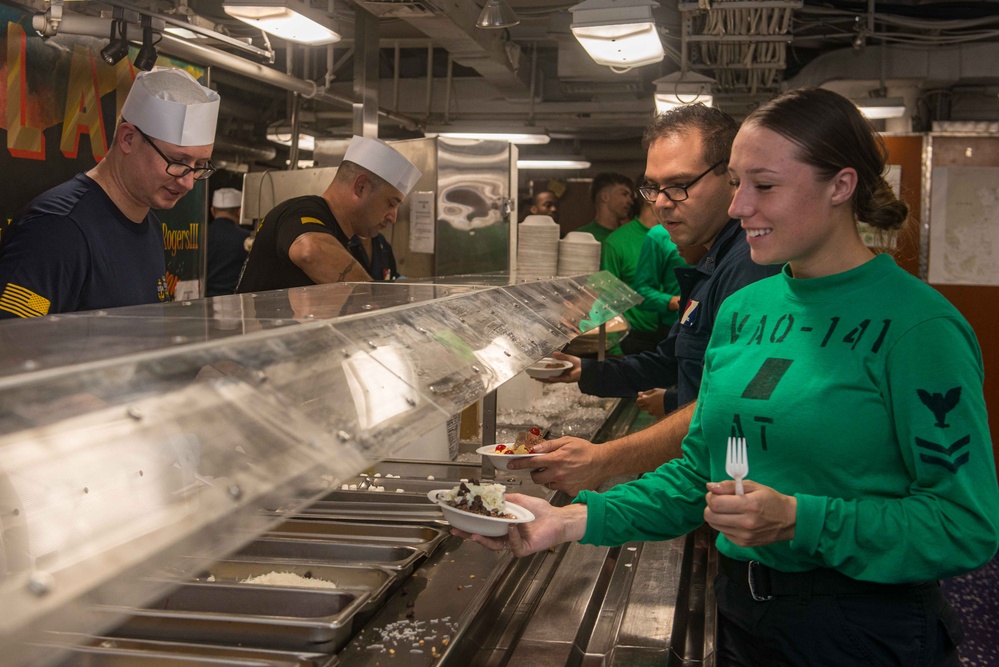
573, 173, 633, 245
602, 181, 684, 354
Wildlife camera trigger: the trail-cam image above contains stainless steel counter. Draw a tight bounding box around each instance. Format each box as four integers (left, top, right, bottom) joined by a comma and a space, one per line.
49, 390, 715, 666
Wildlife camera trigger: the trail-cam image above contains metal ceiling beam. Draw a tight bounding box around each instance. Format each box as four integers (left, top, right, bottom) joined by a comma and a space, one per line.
155, 33, 422, 131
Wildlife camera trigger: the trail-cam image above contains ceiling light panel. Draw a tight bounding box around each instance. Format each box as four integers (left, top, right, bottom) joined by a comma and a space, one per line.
223, 0, 340, 45
570, 0, 664, 68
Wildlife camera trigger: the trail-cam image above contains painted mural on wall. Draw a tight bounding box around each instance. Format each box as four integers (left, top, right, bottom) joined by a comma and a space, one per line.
1, 5, 205, 296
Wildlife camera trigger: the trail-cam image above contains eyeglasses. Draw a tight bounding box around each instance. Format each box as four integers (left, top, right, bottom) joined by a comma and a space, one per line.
637, 159, 726, 203
132, 124, 216, 181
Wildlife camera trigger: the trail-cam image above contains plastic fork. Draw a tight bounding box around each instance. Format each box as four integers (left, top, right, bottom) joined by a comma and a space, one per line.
726, 436, 748, 495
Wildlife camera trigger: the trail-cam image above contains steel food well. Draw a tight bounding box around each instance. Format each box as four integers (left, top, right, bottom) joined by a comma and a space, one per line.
265, 519, 446, 555
229, 538, 425, 575
46, 634, 339, 667
192, 560, 397, 616
104, 582, 370, 652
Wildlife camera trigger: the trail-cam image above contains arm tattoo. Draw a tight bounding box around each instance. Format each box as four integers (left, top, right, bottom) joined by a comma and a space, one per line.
337, 259, 358, 282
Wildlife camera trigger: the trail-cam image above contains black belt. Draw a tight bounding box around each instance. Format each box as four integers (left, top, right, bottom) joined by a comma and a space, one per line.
718, 555, 933, 602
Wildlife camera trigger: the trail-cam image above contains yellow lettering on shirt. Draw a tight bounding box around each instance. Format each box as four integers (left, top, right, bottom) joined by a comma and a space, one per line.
300, 217, 325, 226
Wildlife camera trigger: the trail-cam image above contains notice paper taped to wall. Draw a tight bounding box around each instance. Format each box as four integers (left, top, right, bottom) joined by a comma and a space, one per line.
929, 166, 999, 286
409, 191, 435, 254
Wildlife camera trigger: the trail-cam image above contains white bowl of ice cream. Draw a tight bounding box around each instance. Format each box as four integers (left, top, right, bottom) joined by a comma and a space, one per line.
525, 357, 573, 379
428, 482, 534, 537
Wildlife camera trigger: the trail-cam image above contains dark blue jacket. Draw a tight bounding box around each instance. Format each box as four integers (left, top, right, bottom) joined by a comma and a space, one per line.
578, 219, 780, 409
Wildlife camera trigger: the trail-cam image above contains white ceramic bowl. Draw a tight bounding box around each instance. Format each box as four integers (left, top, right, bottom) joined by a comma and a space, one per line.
427, 490, 534, 537
525, 357, 573, 379
475, 444, 544, 471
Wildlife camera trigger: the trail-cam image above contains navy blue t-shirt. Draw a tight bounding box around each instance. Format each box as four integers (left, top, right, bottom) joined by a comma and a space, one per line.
0, 174, 169, 318
206, 216, 250, 296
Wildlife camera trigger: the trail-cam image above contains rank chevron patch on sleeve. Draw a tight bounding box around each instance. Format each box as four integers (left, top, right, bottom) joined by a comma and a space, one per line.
916, 435, 972, 473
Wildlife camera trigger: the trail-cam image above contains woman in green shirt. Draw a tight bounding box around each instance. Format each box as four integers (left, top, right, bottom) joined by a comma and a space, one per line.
457, 89, 998, 666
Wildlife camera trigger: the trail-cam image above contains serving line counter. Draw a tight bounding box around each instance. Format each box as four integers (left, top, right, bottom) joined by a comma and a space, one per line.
0, 272, 714, 666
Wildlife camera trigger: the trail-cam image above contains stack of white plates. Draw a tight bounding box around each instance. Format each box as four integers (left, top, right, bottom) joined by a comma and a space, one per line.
558, 231, 601, 276
517, 215, 559, 280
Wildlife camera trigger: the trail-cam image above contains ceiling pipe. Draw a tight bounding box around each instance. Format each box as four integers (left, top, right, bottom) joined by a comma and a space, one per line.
97, 0, 273, 60
212, 136, 278, 162
156, 33, 421, 131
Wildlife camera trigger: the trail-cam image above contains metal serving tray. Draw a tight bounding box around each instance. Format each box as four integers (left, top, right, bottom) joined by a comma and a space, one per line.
104, 582, 370, 652
192, 560, 397, 616
47, 634, 338, 667
229, 538, 425, 575
266, 519, 447, 555
273, 491, 446, 524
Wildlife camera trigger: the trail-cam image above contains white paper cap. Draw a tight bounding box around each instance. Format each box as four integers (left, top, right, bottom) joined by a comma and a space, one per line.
212, 188, 242, 208
121, 68, 220, 146
343, 136, 421, 196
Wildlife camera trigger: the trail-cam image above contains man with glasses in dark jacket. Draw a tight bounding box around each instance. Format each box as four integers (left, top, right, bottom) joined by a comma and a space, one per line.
0, 68, 219, 318
515, 104, 779, 494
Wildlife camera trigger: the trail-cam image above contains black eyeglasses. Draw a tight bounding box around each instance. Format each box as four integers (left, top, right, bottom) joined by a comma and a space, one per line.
637, 159, 726, 203
132, 124, 216, 181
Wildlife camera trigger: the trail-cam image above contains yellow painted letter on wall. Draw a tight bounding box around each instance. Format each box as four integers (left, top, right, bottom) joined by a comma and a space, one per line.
60, 44, 108, 161
6, 22, 45, 159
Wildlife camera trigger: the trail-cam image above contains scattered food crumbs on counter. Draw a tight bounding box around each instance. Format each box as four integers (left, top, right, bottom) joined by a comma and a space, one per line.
365, 618, 459, 657
469, 574, 475, 579
205, 575, 215, 582
427, 475, 435, 480
396, 488, 405, 493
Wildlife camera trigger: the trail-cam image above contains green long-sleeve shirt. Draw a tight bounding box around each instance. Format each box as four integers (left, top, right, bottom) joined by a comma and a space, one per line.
602, 219, 660, 333
631, 224, 684, 328
574, 220, 614, 246
577, 254, 999, 583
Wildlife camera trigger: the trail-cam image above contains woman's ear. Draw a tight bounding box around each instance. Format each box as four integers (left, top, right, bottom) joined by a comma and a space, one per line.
830, 167, 857, 206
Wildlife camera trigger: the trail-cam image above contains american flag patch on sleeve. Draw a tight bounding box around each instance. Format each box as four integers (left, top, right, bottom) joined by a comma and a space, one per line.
0, 283, 51, 318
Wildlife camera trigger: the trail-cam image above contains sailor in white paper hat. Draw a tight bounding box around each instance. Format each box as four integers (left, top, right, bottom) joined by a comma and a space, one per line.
207, 187, 251, 297
0, 67, 221, 318
237, 135, 421, 292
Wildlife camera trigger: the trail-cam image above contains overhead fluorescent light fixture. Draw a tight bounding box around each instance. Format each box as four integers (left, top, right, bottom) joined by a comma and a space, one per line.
476, 0, 520, 29
426, 125, 551, 145
653, 71, 714, 113
853, 96, 907, 120
267, 126, 316, 152
517, 157, 591, 170
569, 0, 664, 69
222, 0, 340, 45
